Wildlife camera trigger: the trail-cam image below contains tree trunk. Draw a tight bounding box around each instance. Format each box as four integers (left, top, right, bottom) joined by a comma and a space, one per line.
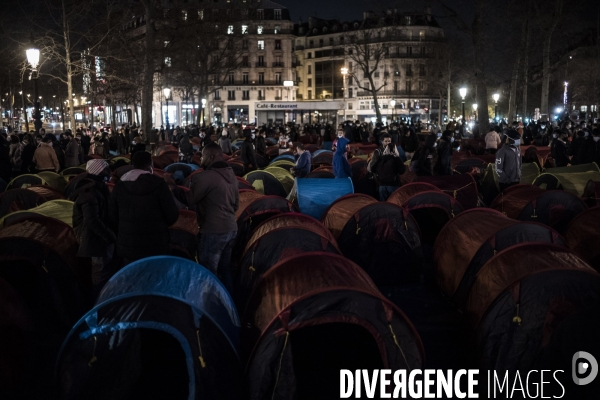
508, 53, 521, 122
540, 34, 552, 120
141, 0, 157, 141
62, 0, 76, 131
472, 0, 490, 134
438, 94, 443, 128
521, 19, 531, 118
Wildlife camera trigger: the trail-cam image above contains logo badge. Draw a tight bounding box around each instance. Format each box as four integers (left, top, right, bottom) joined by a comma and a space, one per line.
572, 351, 598, 386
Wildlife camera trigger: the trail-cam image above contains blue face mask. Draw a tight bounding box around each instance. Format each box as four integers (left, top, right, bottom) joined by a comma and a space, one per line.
513, 139, 521, 146
450, 137, 455, 143
437, 133, 442, 137
585, 131, 589, 137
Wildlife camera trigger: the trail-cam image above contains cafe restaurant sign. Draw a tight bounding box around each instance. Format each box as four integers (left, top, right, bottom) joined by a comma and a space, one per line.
255, 101, 344, 110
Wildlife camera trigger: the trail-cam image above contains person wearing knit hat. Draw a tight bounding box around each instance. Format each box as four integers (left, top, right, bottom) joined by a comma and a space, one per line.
495, 129, 522, 192
71, 157, 115, 299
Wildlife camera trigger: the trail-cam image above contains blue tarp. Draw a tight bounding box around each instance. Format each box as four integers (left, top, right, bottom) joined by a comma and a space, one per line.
296, 178, 354, 220
271, 154, 295, 164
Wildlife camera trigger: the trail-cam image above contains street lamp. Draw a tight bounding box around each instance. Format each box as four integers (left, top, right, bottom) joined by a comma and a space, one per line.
492, 93, 500, 121
81, 96, 87, 125
26, 37, 42, 134
163, 87, 171, 130
390, 99, 396, 123
201, 98, 207, 127
341, 67, 349, 125
459, 87, 467, 124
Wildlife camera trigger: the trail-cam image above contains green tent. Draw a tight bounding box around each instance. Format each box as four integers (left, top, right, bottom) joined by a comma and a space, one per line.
533, 171, 600, 196
263, 167, 295, 194
37, 172, 68, 192
0, 200, 74, 227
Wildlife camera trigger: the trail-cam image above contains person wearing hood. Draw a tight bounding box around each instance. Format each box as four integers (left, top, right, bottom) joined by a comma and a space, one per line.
65, 132, 82, 168
191, 143, 239, 292
400, 127, 420, 160
71, 159, 116, 298
130, 136, 146, 158
33, 134, 60, 173
495, 129, 522, 191
411, 132, 437, 176
179, 132, 194, 162
218, 130, 233, 155
434, 130, 453, 175
332, 136, 352, 179
109, 151, 179, 265
551, 130, 570, 167
583, 128, 600, 165
241, 131, 258, 173
20, 134, 36, 174
8, 135, 23, 178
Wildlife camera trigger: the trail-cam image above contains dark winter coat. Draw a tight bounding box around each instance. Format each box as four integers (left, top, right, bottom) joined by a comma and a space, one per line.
72, 174, 116, 257
435, 137, 453, 175
240, 139, 258, 168
20, 143, 36, 174
109, 171, 179, 261
65, 138, 82, 168
569, 135, 587, 165
551, 138, 569, 167
402, 131, 420, 153
190, 161, 239, 234
583, 137, 600, 165
495, 144, 522, 184
371, 150, 406, 186
292, 151, 312, 178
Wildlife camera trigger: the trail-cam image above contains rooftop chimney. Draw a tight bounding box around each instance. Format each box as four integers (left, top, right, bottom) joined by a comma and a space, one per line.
363, 11, 374, 20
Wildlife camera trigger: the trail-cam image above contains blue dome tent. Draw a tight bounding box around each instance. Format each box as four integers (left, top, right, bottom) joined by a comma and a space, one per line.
57, 256, 241, 400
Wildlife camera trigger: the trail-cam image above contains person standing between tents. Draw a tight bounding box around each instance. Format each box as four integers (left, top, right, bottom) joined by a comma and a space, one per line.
109, 151, 179, 265
33, 134, 60, 173
241, 131, 258, 173
435, 130, 453, 175
290, 143, 311, 178
191, 143, 239, 292
20, 134, 36, 174
72, 159, 116, 298
8, 135, 23, 178
583, 128, 600, 165
411, 132, 437, 176
551, 130, 570, 167
495, 129, 522, 192
218, 130, 233, 155
485, 126, 502, 154
569, 128, 588, 165
368, 133, 406, 201
333, 137, 352, 179
255, 129, 267, 157
65, 131, 82, 168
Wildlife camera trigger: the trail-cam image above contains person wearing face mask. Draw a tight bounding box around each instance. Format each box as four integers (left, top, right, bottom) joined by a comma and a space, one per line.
368, 133, 406, 200
190, 143, 239, 292
332, 130, 345, 153
332, 136, 352, 179
551, 130, 570, 167
485, 126, 502, 154
569, 129, 588, 165
290, 143, 311, 178
495, 129, 522, 192
109, 151, 179, 266
411, 132, 437, 176
241, 131, 258, 172
435, 130, 454, 175
71, 159, 116, 298
218, 130, 233, 155
583, 128, 600, 165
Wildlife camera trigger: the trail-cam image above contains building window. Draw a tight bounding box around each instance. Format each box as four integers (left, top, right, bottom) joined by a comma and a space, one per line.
274, 9, 281, 20
258, 90, 264, 100
309, 40, 314, 48
348, 102, 353, 110
329, 37, 334, 45
257, 25, 263, 34
274, 25, 280, 34
421, 47, 426, 55
258, 72, 264, 84
407, 46, 413, 56
275, 73, 282, 84
348, 88, 353, 98
182, 10, 188, 21
340, 36, 345, 43
419, 31, 425, 41
228, 74, 234, 84
242, 56, 249, 67
228, 90, 235, 100
274, 56, 283, 67
319, 39, 323, 47
307, 52, 312, 59
198, 10, 204, 20
308, 65, 312, 74
407, 30, 413, 40
308, 90, 312, 100
227, 25, 234, 34
406, 64, 412, 76
374, 71, 380, 78
419, 81, 425, 91
308, 78, 312, 87
242, 25, 248, 34
258, 56, 265, 67
165, 57, 171, 67
419, 65, 426, 76
406, 81, 411, 91
257, 9, 264, 20
275, 39, 281, 50
243, 73, 249, 84
242, 40, 248, 49
214, 90, 220, 100
242, 90, 250, 100
258, 40, 264, 50
275, 89, 282, 100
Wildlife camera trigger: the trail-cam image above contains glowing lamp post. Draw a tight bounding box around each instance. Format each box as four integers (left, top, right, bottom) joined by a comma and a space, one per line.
26, 40, 42, 133
163, 87, 171, 130
390, 99, 396, 122
459, 87, 467, 124
341, 67, 349, 124
492, 93, 499, 121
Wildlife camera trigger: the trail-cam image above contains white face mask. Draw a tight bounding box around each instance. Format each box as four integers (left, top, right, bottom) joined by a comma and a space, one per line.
437, 133, 442, 137
552, 134, 557, 139
450, 137, 455, 143
251, 134, 255, 139
594, 136, 600, 142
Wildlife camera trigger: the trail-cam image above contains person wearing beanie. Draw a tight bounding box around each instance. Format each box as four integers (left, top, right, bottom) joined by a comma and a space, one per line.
109, 151, 179, 265
495, 129, 522, 191
435, 130, 453, 175
551, 129, 570, 167
71, 159, 115, 298
33, 134, 60, 172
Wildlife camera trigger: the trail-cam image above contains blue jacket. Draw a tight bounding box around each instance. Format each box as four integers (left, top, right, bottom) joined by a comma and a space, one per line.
293, 151, 311, 177
332, 137, 352, 179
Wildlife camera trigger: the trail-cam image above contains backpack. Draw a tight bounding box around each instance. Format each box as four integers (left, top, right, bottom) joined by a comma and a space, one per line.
373, 154, 401, 184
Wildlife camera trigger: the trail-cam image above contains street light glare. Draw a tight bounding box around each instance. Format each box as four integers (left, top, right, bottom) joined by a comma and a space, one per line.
459, 87, 467, 99
493, 93, 499, 103
472, 103, 478, 111
340, 67, 348, 75
163, 87, 171, 98
26, 47, 40, 69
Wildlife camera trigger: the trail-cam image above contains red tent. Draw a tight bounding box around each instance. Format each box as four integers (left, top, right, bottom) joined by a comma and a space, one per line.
489, 184, 545, 218
415, 174, 479, 209
564, 206, 600, 271
321, 194, 377, 239
386, 182, 442, 208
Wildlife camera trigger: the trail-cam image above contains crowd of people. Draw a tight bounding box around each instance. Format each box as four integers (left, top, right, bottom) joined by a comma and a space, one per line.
1, 114, 599, 295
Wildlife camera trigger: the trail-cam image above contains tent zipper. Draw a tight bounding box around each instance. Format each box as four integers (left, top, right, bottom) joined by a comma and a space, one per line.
271, 331, 290, 400
195, 330, 207, 368
88, 336, 97, 367
388, 324, 411, 372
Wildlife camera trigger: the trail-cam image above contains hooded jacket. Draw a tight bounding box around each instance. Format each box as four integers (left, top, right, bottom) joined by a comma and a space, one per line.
292, 151, 312, 178
65, 138, 82, 167
71, 173, 116, 257
332, 137, 352, 179
495, 143, 522, 184
190, 161, 239, 233
109, 170, 179, 260
240, 137, 258, 168
218, 136, 233, 155
435, 136, 453, 175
